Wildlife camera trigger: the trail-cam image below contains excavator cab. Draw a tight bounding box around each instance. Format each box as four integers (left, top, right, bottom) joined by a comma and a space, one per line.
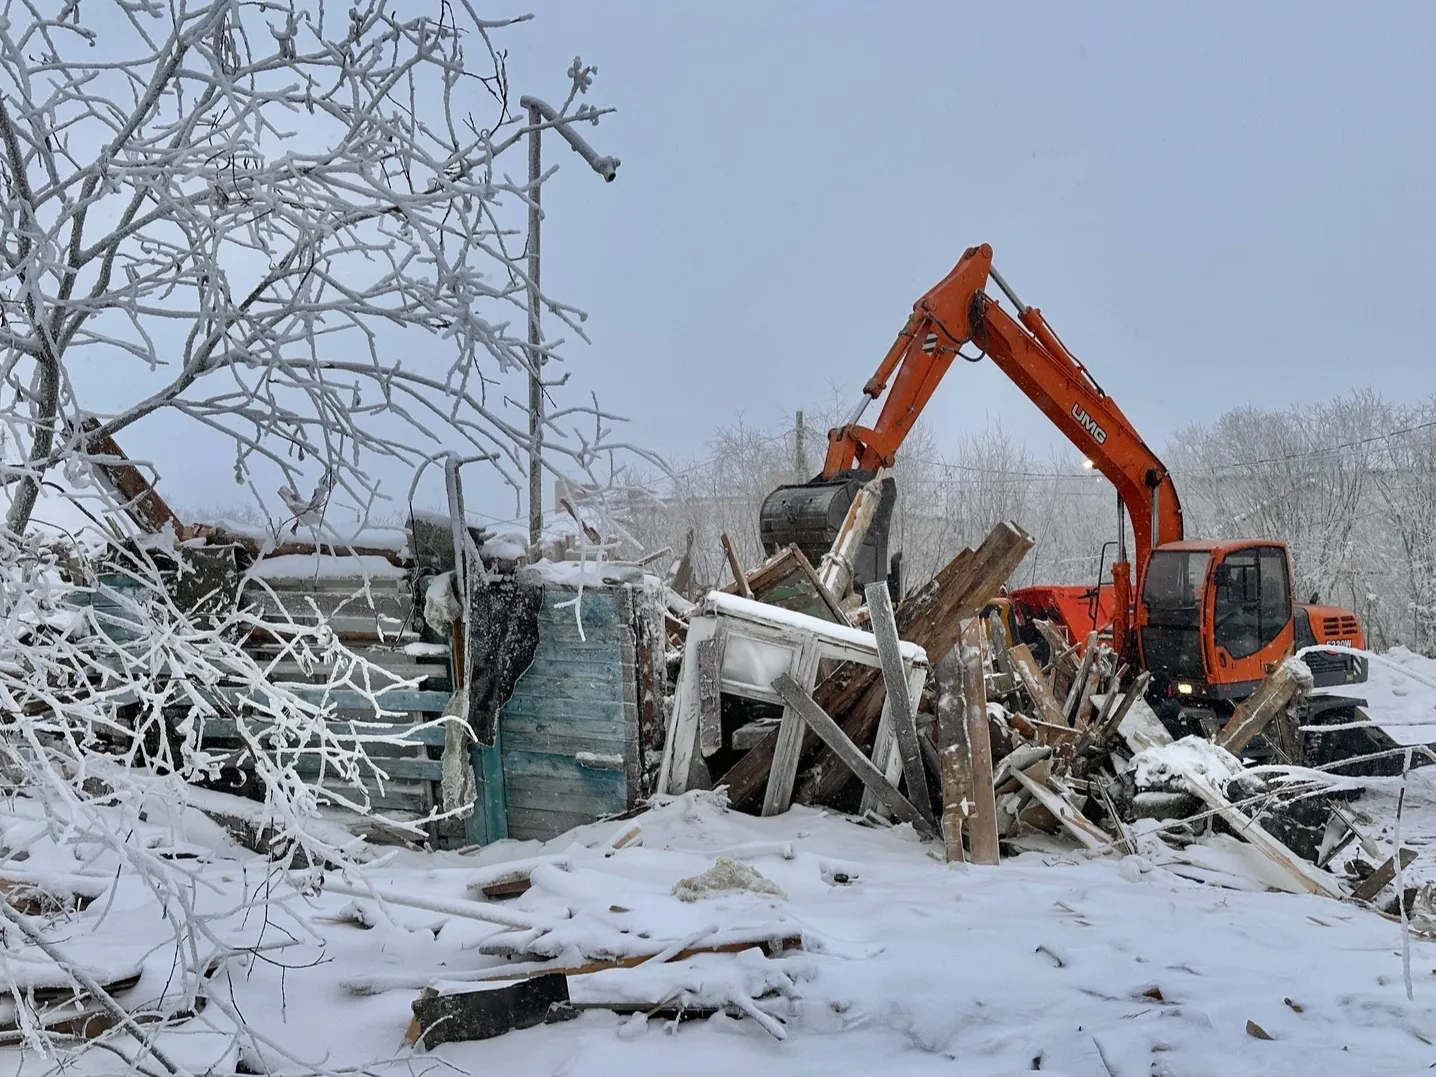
1137, 540, 1364, 701
759, 471, 897, 592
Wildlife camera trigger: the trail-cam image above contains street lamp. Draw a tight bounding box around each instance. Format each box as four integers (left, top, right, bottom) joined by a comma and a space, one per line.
519, 95, 621, 551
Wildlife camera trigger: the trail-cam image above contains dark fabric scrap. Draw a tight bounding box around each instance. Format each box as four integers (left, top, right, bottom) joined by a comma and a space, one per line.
466, 574, 542, 745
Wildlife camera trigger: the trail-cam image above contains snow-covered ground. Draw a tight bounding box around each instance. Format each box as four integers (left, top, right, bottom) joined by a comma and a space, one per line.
1329, 645, 1436, 745
9, 653, 1436, 1076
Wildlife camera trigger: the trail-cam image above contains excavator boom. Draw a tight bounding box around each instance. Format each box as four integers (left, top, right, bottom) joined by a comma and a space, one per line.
765, 243, 1181, 651
762, 242, 1365, 706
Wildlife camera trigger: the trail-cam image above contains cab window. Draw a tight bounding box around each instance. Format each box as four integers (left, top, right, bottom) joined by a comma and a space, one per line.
1212, 546, 1291, 659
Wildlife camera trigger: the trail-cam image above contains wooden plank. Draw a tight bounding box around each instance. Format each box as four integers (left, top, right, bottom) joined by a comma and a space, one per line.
719, 532, 753, 598
787, 521, 1034, 809
863, 665, 927, 817
1099, 671, 1151, 746
209, 686, 453, 715
1350, 848, 1419, 903
198, 715, 448, 746
498, 721, 629, 761
986, 608, 1013, 676
1063, 632, 1099, 720
1006, 643, 1067, 728
292, 755, 443, 782
959, 619, 999, 865
761, 638, 823, 817
1178, 768, 1346, 898
1010, 768, 1113, 851
658, 614, 719, 794
864, 582, 933, 824
937, 649, 972, 862
771, 674, 938, 839
696, 637, 724, 758
1215, 658, 1314, 755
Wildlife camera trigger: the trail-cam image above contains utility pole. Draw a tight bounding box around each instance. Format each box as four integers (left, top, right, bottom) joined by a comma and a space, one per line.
519, 96, 621, 551
794, 410, 807, 476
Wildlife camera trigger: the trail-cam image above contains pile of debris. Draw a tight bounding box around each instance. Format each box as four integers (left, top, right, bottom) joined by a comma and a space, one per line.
640, 490, 1418, 916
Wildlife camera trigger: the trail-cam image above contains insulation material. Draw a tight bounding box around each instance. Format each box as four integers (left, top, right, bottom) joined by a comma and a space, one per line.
672, 856, 788, 903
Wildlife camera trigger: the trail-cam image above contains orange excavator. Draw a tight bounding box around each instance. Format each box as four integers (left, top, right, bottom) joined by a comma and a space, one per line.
759, 243, 1366, 716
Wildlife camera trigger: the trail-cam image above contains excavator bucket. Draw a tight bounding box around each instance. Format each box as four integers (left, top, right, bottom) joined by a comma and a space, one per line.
758, 472, 897, 593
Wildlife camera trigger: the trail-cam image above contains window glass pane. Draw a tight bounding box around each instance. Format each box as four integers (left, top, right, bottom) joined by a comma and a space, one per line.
1258, 547, 1291, 647
720, 633, 797, 695
1142, 551, 1209, 611
1140, 550, 1209, 679
1213, 551, 1261, 658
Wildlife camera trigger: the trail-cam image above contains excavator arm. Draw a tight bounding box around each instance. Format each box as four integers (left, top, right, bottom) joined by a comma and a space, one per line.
818, 243, 1184, 653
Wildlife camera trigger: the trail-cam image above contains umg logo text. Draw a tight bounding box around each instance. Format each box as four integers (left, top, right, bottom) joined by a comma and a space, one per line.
1071, 403, 1107, 445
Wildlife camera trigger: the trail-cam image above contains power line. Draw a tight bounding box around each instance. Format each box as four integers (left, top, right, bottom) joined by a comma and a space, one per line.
658, 413, 1436, 486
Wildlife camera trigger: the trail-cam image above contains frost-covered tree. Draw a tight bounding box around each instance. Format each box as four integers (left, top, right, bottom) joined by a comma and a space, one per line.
0, 4, 631, 1067
0, 1, 636, 535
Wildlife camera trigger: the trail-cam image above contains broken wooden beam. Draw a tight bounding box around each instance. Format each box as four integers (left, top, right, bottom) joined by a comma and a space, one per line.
1096, 671, 1151, 747
959, 619, 1000, 865
771, 673, 938, 839
793, 521, 1034, 807
1007, 643, 1068, 729
1063, 632, 1100, 723
816, 471, 886, 601
1177, 767, 1345, 899
1011, 767, 1114, 851
1351, 848, 1419, 904
1215, 658, 1316, 755
864, 581, 934, 825
719, 532, 753, 598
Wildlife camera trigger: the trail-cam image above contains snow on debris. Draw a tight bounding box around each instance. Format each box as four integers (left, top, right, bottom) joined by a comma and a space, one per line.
1131, 734, 1246, 789
704, 591, 928, 664
245, 551, 407, 580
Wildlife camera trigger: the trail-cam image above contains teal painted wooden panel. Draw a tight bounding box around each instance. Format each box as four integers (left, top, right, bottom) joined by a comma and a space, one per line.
491, 584, 636, 843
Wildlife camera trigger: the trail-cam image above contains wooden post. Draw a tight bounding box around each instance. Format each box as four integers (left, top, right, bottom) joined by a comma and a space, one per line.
864, 582, 934, 824
719, 532, 752, 598
760, 638, 822, 816
958, 619, 999, 865
771, 674, 937, 839
936, 647, 971, 862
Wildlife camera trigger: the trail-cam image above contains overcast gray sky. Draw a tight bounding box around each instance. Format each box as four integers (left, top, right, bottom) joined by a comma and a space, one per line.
80, 0, 1436, 529
494, 0, 1436, 470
